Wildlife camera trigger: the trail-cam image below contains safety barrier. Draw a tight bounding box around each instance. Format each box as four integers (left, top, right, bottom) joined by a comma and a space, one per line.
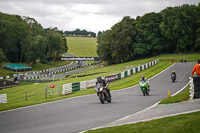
189, 77, 194, 99
62, 59, 158, 95
62, 83, 72, 94
190, 76, 200, 99
0, 62, 76, 80
0, 94, 7, 103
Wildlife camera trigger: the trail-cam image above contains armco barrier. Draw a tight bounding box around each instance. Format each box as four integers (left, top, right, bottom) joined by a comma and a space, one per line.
124, 71, 128, 77
72, 82, 80, 92
130, 68, 133, 75
63, 83, 72, 95
193, 76, 200, 98
127, 69, 131, 76
121, 72, 125, 79
86, 79, 97, 88
189, 77, 194, 99
0, 94, 7, 103
62, 59, 159, 94
117, 73, 121, 80
135, 67, 138, 73
80, 81, 87, 90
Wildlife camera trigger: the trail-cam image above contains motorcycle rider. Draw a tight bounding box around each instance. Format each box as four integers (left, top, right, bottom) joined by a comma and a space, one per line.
140, 75, 150, 91
171, 70, 176, 81
180, 57, 183, 62
184, 58, 186, 63
95, 76, 111, 96
192, 59, 200, 77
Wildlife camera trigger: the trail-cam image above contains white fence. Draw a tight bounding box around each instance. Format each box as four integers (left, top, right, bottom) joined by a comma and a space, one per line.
62, 83, 72, 94
0, 94, 7, 103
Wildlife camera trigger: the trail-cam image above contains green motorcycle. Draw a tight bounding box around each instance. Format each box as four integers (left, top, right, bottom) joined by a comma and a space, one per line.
139, 80, 149, 96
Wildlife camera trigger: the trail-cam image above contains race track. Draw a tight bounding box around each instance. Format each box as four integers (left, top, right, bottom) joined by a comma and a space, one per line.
0, 62, 195, 133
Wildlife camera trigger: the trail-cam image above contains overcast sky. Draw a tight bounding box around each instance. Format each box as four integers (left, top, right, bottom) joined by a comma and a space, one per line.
0, 0, 199, 33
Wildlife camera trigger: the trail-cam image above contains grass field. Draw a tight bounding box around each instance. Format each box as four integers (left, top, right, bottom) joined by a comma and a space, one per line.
86, 111, 200, 133
0, 53, 199, 111
67, 37, 98, 57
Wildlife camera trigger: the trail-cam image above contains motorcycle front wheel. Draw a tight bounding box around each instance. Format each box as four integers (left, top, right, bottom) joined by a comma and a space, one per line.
99, 93, 105, 104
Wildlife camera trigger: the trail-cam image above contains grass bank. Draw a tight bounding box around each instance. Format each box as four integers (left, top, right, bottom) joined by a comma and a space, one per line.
67, 37, 98, 57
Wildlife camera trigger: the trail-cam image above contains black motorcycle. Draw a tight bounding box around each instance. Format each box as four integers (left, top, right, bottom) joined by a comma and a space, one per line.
184, 58, 186, 63
171, 73, 176, 82
95, 83, 111, 104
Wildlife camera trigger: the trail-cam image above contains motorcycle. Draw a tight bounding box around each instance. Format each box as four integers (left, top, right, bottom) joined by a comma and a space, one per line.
95, 83, 111, 104
184, 58, 186, 63
180, 58, 183, 62
139, 80, 149, 96
171, 73, 176, 82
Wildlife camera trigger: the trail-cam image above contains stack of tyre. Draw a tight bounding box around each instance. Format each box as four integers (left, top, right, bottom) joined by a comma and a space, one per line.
193, 76, 200, 98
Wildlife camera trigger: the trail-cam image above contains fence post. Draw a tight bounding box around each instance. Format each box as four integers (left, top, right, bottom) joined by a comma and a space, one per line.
25, 90, 28, 101
45, 86, 48, 99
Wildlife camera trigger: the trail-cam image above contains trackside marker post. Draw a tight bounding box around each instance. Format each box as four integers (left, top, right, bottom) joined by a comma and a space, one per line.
168, 91, 171, 97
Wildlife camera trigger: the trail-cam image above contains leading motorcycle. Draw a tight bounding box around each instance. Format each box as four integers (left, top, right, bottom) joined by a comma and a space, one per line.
95, 83, 111, 104
139, 80, 149, 96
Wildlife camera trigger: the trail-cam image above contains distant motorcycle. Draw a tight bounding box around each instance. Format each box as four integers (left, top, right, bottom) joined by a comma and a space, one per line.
184, 58, 186, 63
171, 73, 176, 82
180, 58, 183, 62
139, 80, 149, 96
95, 83, 111, 104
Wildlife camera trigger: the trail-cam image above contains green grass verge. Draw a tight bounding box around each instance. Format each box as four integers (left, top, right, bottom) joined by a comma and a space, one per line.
86, 111, 200, 133
159, 85, 190, 104
67, 37, 98, 57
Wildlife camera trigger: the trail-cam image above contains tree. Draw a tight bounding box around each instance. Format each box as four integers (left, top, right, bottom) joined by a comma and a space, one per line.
97, 30, 112, 64
133, 12, 167, 57
0, 48, 7, 63
46, 30, 65, 57
195, 3, 200, 51
25, 35, 47, 64
160, 4, 198, 53
97, 16, 136, 64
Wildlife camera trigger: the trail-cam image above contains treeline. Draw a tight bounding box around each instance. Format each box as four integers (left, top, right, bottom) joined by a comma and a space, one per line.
0, 12, 68, 65
64, 29, 96, 37
97, 4, 200, 64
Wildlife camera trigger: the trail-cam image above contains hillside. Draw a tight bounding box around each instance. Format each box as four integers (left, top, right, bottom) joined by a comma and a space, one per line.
67, 37, 98, 57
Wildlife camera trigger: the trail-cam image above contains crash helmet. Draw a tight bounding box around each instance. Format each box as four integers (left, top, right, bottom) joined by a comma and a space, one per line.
198, 59, 200, 63
97, 76, 102, 83
172, 70, 175, 73
141, 75, 145, 81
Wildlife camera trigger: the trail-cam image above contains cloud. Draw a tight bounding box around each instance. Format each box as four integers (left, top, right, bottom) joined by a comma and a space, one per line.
0, 0, 199, 33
